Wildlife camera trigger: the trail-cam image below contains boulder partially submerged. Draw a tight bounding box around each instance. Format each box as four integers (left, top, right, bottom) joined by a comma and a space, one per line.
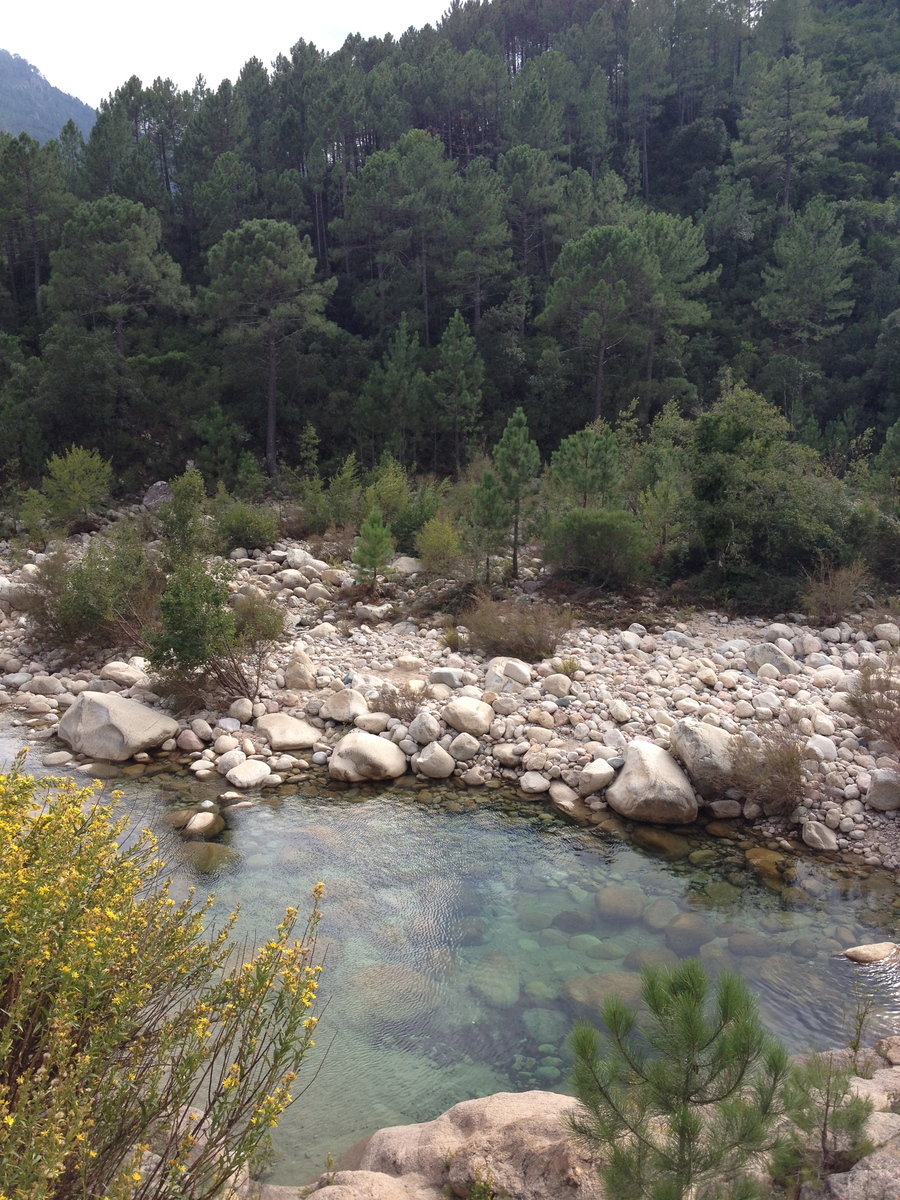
58, 691, 178, 762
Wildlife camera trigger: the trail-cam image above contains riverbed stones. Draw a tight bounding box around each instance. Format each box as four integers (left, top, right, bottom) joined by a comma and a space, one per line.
564, 971, 644, 1018
520, 771, 551, 794
226, 759, 271, 789
347, 963, 438, 1024
442, 697, 494, 736
99, 660, 147, 687
578, 758, 615, 796
744, 642, 800, 675
866, 769, 900, 812
178, 841, 241, 874
669, 718, 736, 799
665, 912, 715, 955
802, 820, 839, 852
595, 885, 646, 924
606, 739, 698, 824
320, 689, 369, 722
58, 691, 179, 761
843, 942, 899, 963
255, 712, 319, 751
471, 950, 520, 1008
330, 729, 407, 781
417, 742, 455, 779
283, 649, 316, 690
631, 826, 691, 860
184, 811, 226, 838
408, 711, 441, 744
449, 732, 480, 760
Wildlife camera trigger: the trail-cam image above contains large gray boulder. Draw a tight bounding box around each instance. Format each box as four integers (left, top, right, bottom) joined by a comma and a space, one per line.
283, 648, 316, 690
606, 739, 698, 824
311, 1091, 595, 1200
442, 697, 493, 736
320, 689, 369, 722
58, 691, 178, 761
329, 730, 407, 782
255, 713, 319, 751
669, 718, 737, 799
744, 642, 801, 676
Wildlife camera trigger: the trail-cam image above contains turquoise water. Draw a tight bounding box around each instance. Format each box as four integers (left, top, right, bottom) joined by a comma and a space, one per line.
4, 733, 900, 1186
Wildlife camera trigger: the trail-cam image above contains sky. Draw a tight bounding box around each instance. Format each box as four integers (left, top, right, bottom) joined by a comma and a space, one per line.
5, 0, 451, 108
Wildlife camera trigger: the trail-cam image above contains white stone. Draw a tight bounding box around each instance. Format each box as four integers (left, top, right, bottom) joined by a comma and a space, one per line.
609, 699, 632, 723
100, 661, 148, 687
255, 713, 320, 751
802, 820, 839, 851
449, 732, 480, 760
226, 759, 271, 789
578, 758, 616, 796
229, 698, 253, 723
418, 742, 455, 779
873, 623, 900, 646
520, 771, 551, 794
216, 749, 246, 775
408, 711, 442, 744
606, 740, 698, 825
442, 697, 493, 737
542, 674, 571, 698
806, 733, 838, 762
58, 692, 178, 762
669, 718, 736, 799
320, 689, 369, 722
330, 730, 408, 782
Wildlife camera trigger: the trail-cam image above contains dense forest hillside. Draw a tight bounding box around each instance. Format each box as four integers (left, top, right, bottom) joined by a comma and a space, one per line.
0, 50, 95, 142
3, 0, 900, 603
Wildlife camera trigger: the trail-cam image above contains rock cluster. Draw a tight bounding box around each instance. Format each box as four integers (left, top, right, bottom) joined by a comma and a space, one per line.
2, 538, 900, 870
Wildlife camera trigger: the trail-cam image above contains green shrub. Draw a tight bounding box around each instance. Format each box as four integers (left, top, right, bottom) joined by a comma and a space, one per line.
542, 507, 651, 587
22, 526, 165, 649
462, 594, 572, 661
363, 454, 413, 524
771, 1053, 874, 1188
216, 500, 279, 552
415, 516, 462, 574
568, 959, 789, 1200
728, 724, 805, 817
42, 444, 113, 527
352, 507, 394, 585
393, 479, 448, 552
158, 468, 211, 567
0, 761, 323, 1199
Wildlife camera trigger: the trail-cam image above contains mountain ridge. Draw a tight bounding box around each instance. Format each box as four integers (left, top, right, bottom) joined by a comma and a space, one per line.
0, 49, 95, 142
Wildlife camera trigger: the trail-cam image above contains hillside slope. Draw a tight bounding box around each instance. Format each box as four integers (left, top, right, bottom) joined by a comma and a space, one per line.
0, 49, 95, 141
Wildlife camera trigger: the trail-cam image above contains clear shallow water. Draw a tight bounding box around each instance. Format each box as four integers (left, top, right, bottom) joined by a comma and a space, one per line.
3, 732, 900, 1186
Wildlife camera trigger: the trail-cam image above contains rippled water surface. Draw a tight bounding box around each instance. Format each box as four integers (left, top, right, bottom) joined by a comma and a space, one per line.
4, 732, 900, 1185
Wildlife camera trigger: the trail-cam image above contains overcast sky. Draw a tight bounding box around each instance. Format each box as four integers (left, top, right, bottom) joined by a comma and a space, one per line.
6, 0, 450, 108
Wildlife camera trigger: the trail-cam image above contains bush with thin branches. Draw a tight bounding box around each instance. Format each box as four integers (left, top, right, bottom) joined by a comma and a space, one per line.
462, 594, 573, 662
848, 653, 900, 752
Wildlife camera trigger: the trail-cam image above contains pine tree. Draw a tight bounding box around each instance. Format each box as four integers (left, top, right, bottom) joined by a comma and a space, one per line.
493, 407, 540, 578
568, 959, 789, 1200
434, 311, 484, 478
352, 507, 394, 585
549, 422, 621, 509
467, 469, 510, 585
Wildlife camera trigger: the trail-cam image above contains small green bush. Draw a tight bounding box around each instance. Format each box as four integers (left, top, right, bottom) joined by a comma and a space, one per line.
415, 516, 462, 574
352, 507, 394, 585
42, 445, 113, 527
542, 507, 651, 587
22, 526, 164, 649
393, 479, 448, 552
216, 500, 279, 552
363, 454, 413, 524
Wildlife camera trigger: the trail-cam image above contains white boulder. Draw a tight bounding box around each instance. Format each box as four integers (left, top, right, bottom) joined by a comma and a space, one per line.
255, 713, 319, 751
58, 692, 178, 762
442, 697, 493, 736
669, 718, 737, 799
320, 689, 369, 722
606, 739, 698, 824
330, 730, 407, 782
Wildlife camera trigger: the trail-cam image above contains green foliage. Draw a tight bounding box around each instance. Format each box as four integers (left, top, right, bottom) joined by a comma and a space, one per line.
494, 407, 540, 577
415, 516, 462, 574
192, 402, 248, 487
568, 959, 790, 1200
41, 444, 113, 526
352, 507, 394, 584
158, 467, 210, 567
542, 507, 651, 587
548, 422, 622, 509
434, 310, 484, 476
363, 454, 413, 524
216, 499, 279, 552
149, 559, 235, 677
465, 468, 510, 584
326, 453, 362, 529
771, 1054, 874, 1188
22, 524, 164, 648
0, 761, 323, 1199
392, 478, 448, 553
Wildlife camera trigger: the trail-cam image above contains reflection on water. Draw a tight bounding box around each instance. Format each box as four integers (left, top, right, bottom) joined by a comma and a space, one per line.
4, 733, 900, 1186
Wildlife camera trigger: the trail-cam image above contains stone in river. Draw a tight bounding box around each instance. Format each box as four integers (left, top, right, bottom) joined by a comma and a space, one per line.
58, 691, 178, 761
255, 713, 319, 750
606, 739, 698, 825
631, 826, 691, 860
226, 759, 271, 789
665, 913, 715, 955
624, 946, 679, 972
471, 951, 521, 1008
844, 942, 899, 964
564, 971, 644, 1018
595, 885, 647, 924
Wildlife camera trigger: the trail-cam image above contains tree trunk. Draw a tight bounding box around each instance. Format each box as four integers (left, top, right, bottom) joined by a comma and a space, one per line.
421, 231, 430, 346
511, 507, 520, 579
266, 325, 278, 477
115, 315, 126, 370
594, 337, 607, 419
32, 232, 42, 321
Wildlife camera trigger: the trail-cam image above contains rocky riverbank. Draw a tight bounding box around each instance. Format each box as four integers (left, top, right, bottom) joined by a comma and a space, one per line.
2, 535, 900, 874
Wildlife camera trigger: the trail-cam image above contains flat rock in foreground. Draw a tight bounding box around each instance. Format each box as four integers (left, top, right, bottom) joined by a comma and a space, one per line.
311, 1090, 596, 1200
58, 691, 178, 762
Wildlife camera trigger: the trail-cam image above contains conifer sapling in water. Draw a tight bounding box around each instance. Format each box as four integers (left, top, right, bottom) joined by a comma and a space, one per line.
353, 507, 394, 586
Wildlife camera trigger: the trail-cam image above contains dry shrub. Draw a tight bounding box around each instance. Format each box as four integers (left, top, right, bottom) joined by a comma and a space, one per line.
729, 723, 804, 817
372, 680, 421, 720
440, 619, 463, 651
462, 594, 573, 662
847, 655, 900, 752
803, 556, 870, 625
558, 656, 580, 677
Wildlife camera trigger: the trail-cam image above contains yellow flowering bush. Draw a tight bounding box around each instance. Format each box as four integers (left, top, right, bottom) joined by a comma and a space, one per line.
0, 757, 323, 1199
